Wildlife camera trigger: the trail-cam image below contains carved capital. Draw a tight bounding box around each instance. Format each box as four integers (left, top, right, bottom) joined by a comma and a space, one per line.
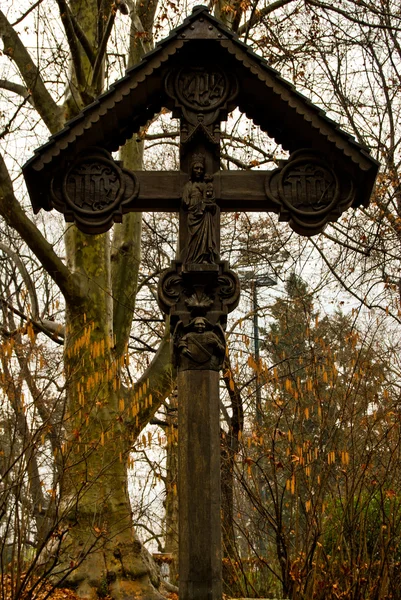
50, 148, 139, 234
157, 260, 240, 333
265, 150, 355, 236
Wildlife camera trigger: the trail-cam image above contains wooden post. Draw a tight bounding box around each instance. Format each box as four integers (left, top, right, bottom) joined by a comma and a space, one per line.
178, 369, 222, 600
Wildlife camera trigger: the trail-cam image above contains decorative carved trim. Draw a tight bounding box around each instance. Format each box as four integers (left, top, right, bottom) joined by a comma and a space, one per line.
157, 260, 240, 332
265, 150, 355, 236
157, 270, 184, 313
50, 148, 139, 234
217, 271, 240, 313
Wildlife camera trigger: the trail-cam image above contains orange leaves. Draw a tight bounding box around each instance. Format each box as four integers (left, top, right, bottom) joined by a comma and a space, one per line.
247, 355, 257, 370
243, 456, 253, 477
165, 425, 178, 448
66, 321, 94, 359
1, 336, 15, 359
286, 474, 296, 494
327, 451, 336, 465
26, 321, 36, 344
46, 488, 57, 499
131, 378, 153, 424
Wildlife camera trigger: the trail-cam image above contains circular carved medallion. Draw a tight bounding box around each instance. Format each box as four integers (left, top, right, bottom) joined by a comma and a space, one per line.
278, 159, 339, 215
265, 150, 355, 236
175, 66, 229, 111
63, 154, 124, 215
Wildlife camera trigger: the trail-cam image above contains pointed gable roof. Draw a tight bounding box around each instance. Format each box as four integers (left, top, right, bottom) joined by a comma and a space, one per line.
23, 5, 378, 214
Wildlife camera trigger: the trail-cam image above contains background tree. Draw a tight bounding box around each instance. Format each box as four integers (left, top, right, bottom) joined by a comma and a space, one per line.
0, 1, 173, 597
227, 274, 401, 599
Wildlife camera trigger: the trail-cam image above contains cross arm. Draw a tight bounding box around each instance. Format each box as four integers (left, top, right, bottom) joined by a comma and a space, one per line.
125, 170, 277, 213
45, 147, 361, 236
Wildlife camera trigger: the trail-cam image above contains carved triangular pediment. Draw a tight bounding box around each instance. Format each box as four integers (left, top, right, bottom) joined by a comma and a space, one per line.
23, 5, 378, 234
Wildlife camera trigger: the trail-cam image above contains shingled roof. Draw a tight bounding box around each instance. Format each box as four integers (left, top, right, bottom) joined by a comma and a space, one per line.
23, 4, 378, 214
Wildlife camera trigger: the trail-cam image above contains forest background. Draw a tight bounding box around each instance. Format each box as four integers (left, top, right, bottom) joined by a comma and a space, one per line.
1, 0, 401, 599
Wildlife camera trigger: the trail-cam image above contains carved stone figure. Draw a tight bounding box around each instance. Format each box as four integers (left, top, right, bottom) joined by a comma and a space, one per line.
174, 316, 226, 371
181, 155, 219, 264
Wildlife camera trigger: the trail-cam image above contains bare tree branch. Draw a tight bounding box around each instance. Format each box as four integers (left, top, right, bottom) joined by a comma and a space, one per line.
0, 10, 63, 134
0, 95, 32, 140
55, 0, 86, 93
0, 242, 39, 319
305, 0, 401, 32
0, 297, 64, 343
0, 156, 83, 305
0, 79, 34, 105
91, 10, 116, 88
70, 13, 96, 67
11, 0, 44, 27
237, 0, 298, 37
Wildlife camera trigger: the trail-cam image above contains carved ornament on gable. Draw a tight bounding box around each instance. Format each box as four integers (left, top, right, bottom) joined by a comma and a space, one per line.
165, 65, 238, 129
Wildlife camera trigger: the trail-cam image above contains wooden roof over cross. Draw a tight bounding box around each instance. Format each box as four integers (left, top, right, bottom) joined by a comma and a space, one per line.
23, 5, 379, 236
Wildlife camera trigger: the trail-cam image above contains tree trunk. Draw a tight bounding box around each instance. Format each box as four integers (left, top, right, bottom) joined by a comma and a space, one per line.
54, 228, 163, 597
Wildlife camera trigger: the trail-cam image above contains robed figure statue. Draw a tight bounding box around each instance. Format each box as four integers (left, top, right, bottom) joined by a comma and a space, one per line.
181, 154, 219, 264
173, 316, 226, 371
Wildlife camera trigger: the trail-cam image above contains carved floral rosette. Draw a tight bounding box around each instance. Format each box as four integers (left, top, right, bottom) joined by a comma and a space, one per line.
50, 148, 139, 234
157, 260, 240, 330
265, 150, 355, 236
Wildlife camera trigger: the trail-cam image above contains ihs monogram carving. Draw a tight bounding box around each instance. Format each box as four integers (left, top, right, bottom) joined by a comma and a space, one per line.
176, 67, 229, 111
50, 148, 139, 234
265, 150, 356, 236
280, 163, 336, 210
65, 162, 120, 211
165, 65, 238, 128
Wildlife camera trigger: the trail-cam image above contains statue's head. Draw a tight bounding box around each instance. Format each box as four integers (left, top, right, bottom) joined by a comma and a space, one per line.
193, 316, 206, 333
191, 154, 205, 181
